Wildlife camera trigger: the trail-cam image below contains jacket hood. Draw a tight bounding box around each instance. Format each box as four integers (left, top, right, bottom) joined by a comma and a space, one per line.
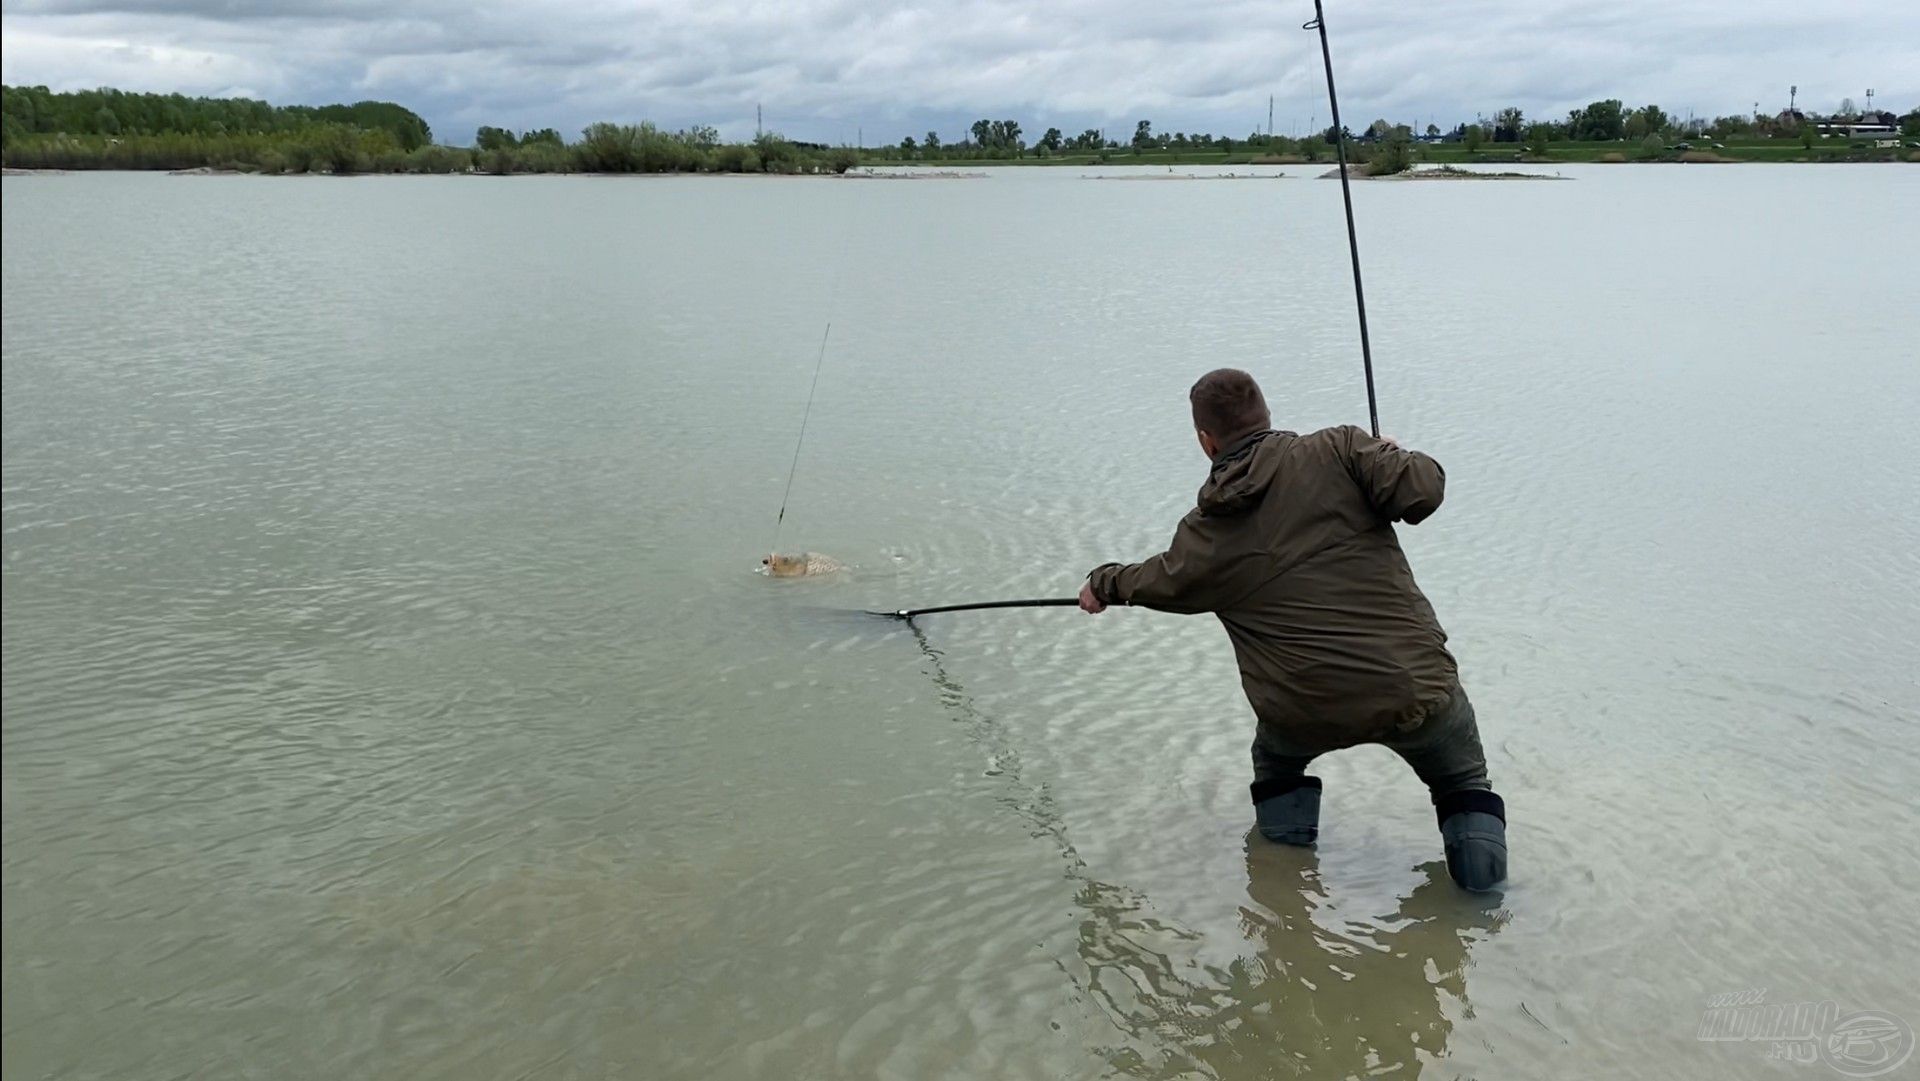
1198, 430, 1293, 517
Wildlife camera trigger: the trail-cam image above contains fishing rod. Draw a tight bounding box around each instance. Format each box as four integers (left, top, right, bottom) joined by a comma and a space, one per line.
1304, 0, 1381, 438
873, 597, 1079, 622
875, 7, 1379, 625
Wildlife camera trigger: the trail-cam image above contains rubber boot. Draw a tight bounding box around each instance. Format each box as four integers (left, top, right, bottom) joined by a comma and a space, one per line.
1251, 776, 1322, 846
1435, 789, 1507, 892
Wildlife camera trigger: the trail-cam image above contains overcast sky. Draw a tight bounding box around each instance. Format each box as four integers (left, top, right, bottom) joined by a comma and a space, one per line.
4, 0, 1916, 146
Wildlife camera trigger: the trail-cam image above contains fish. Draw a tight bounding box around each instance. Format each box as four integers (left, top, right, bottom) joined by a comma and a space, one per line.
762, 552, 843, 577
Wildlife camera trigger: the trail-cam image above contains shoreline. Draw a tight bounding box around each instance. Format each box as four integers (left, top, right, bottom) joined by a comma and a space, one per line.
4, 156, 1912, 180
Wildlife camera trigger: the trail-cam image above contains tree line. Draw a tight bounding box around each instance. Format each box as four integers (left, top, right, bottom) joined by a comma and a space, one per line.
891, 99, 1920, 160
1, 87, 860, 175
2, 85, 431, 149
6, 85, 1913, 173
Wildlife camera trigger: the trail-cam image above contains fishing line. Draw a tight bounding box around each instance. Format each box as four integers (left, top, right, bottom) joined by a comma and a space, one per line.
772, 321, 832, 548
769, 180, 860, 555
1304, 0, 1382, 438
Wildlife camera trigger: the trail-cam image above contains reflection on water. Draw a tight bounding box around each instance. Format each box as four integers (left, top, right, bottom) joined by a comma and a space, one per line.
915, 618, 1508, 1079
1073, 851, 1507, 1080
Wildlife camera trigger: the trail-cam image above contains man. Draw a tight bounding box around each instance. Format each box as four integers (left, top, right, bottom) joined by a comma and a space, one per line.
1078, 368, 1507, 891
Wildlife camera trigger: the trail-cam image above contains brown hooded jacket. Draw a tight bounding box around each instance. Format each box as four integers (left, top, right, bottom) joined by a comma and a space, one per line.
1087, 426, 1457, 752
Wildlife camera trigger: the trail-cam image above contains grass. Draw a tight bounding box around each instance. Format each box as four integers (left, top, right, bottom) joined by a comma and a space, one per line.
867, 137, 1915, 169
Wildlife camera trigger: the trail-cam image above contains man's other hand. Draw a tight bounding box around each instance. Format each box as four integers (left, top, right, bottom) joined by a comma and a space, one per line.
1078, 581, 1108, 614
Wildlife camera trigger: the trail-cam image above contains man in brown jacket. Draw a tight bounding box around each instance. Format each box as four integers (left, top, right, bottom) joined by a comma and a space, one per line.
1078, 368, 1507, 891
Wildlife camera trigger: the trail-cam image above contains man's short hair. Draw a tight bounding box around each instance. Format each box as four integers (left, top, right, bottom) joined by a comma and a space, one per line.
1189, 368, 1271, 440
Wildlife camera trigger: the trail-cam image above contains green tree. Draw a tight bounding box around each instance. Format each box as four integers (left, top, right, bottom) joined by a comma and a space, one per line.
1638, 105, 1669, 134
969, 119, 990, 146
1493, 107, 1525, 142
1425, 123, 1439, 138
924, 130, 941, 155
1637, 133, 1665, 160
1574, 99, 1626, 140
94, 106, 120, 135
475, 125, 518, 151
1900, 110, 1920, 137
1799, 122, 1817, 150
1131, 119, 1152, 152
1039, 126, 1063, 153
1709, 115, 1753, 140
1462, 124, 1485, 153
1299, 135, 1327, 161
1524, 123, 1550, 156
1366, 127, 1414, 175
899, 135, 917, 157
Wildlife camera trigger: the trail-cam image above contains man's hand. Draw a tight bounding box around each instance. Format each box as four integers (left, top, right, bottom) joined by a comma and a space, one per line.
1078, 580, 1108, 614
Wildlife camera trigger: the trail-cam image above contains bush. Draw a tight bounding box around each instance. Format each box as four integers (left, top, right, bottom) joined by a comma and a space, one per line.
481, 146, 517, 174
515, 141, 573, 173
1366, 133, 1413, 175
405, 144, 470, 174
280, 141, 315, 173
754, 133, 800, 172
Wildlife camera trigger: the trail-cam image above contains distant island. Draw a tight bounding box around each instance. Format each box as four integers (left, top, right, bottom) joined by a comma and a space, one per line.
3, 86, 1914, 177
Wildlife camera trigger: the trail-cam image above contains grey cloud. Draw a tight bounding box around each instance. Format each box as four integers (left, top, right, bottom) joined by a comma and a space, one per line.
3, 0, 1915, 145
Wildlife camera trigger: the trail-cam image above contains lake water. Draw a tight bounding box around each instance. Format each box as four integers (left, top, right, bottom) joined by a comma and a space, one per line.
3, 164, 1917, 1080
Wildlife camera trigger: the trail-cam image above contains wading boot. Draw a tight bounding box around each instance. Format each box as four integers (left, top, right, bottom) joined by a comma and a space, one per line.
1251, 776, 1321, 845
1435, 789, 1507, 892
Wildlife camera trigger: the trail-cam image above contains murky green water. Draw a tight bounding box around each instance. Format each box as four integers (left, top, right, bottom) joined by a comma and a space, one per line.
4, 165, 1917, 1079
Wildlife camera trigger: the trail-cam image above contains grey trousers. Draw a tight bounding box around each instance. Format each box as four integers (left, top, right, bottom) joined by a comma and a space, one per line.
1250, 682, 1492, 798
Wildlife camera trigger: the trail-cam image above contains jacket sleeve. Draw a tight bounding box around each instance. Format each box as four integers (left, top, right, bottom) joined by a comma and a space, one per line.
1337, 425, 1446, 524
1086, 510, 1236, 614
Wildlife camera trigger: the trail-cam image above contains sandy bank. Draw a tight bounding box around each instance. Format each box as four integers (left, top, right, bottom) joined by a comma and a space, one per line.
1082, 172, 1285, 181
1316, 164, 1571, 181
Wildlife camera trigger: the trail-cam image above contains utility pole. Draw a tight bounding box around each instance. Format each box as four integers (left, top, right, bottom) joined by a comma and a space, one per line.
756, 104, 762, 139
1789, 85, 1797, 114
1268, 95, 1274, 138
1866, 88, 1874, 116
857, 125, 862, 149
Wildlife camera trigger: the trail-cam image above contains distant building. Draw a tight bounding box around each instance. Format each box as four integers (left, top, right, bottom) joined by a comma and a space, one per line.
1814, 121, 1897, 139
